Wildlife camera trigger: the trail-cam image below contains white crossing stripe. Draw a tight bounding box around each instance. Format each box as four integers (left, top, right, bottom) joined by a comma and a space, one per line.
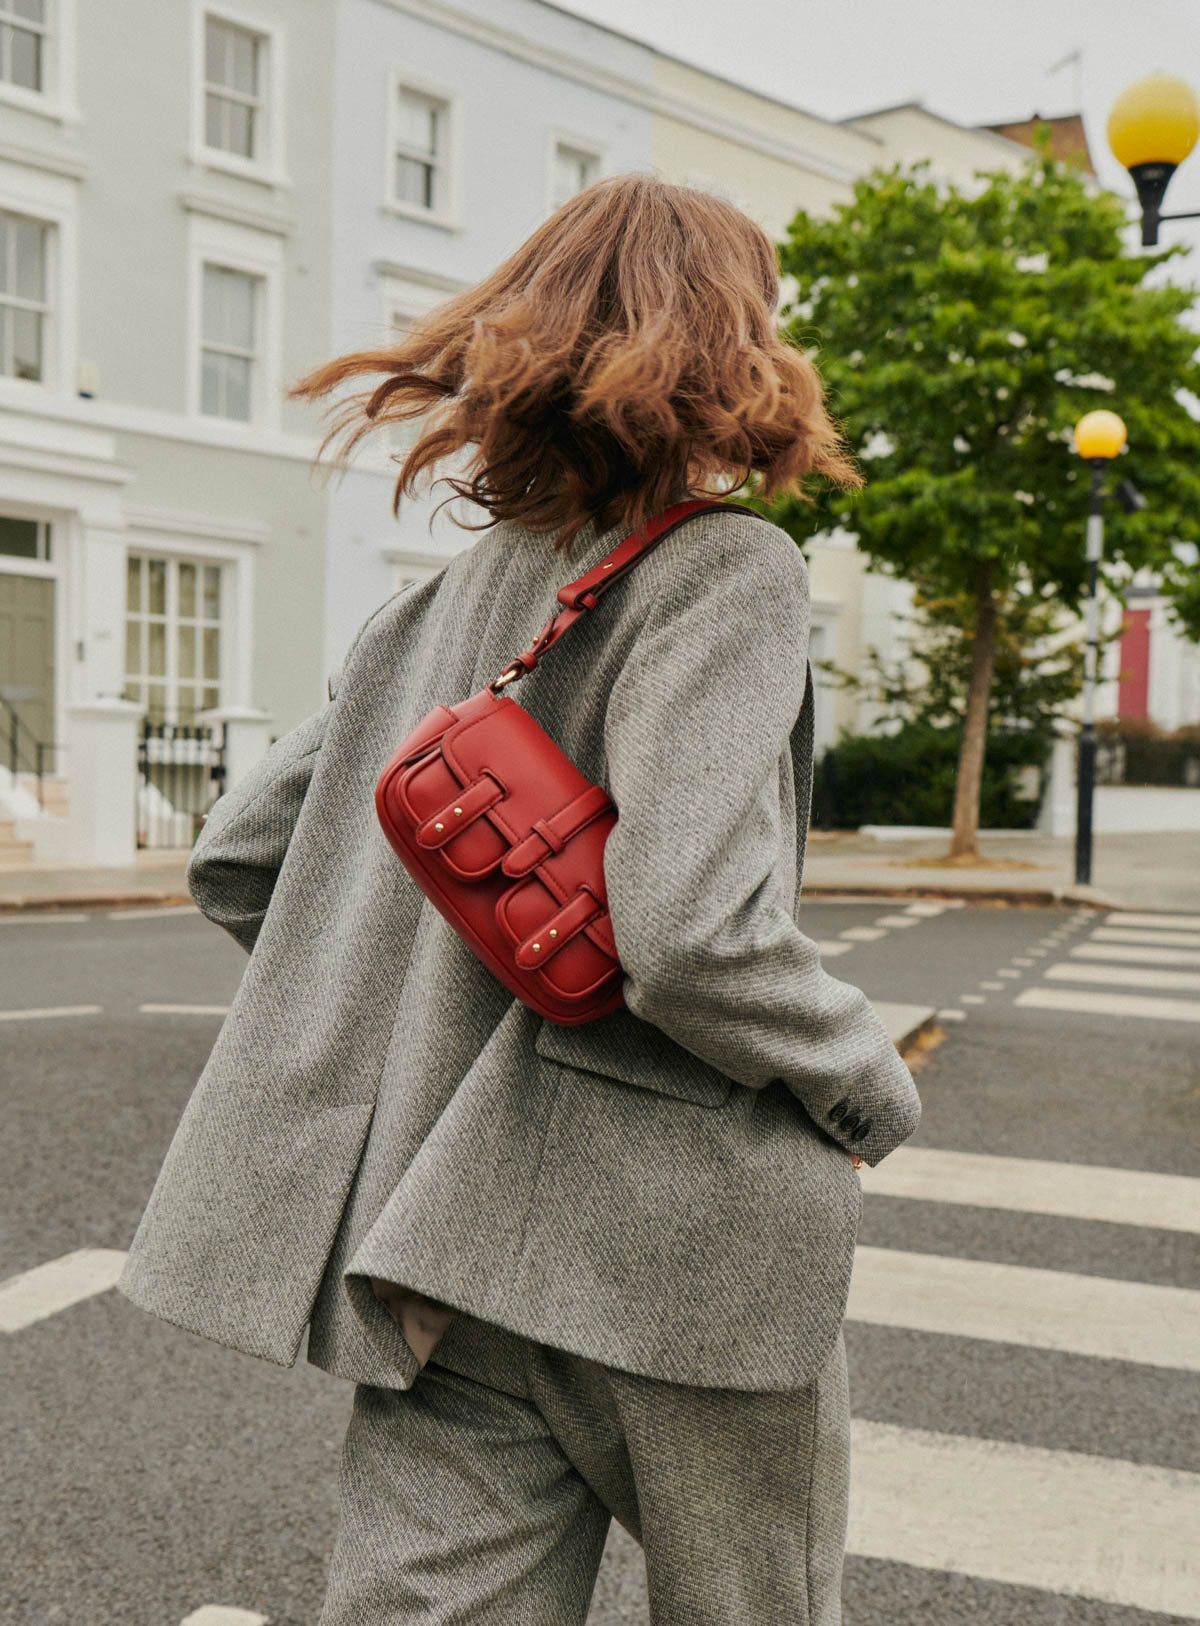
848, 1420, 1200, 1617
1015, 986, 1200, 1023
0, 1249, 127, 1332
847, 1247, 1200, 1370
1071, 940, 1200, 968
1046, 961, 1200, 993
815, 940, 854, 957
936, 1008, 967, 1022
958, 993, 986, 1004
874, 914, 923, 927
110, 904, 200, 920
980, 981, 1005, 990
903, 900, 963, 915
866, 1147, 1200, 1234
180, 1610, 270, 1626
0, 1004, 102, 1023
139, 1003, 230, 1016
873, 1003, 936, 1046
1104, 910, 1200, 932
1092, 926, 1200, 947
840, 926, 889, 942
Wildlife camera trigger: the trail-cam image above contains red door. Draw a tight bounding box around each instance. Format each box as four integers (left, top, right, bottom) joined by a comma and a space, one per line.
1117, 608, 1151, 719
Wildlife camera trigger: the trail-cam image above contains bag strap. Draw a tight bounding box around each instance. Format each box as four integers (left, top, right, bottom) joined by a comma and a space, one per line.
489, 498, 761, 693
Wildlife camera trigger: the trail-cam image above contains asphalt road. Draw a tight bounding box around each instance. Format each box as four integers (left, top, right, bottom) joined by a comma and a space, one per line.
1, 899, 1197, 1626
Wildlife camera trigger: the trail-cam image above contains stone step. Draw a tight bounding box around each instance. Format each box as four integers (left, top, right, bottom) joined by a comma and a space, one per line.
0, 819, 35, 864
14, 773, 68, 815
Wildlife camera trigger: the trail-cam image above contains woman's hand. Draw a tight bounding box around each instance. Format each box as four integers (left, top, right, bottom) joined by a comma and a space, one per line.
849, 1153, 863, 1170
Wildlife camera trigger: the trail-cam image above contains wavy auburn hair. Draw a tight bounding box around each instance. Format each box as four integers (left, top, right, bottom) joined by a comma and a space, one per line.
288, 171, 862, 555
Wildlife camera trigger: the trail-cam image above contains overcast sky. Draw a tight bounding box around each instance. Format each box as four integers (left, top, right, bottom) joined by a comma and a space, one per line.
554, 0, 1200, 260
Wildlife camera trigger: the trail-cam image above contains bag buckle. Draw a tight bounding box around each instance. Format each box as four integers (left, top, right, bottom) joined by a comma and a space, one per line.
489, 663, 524, 693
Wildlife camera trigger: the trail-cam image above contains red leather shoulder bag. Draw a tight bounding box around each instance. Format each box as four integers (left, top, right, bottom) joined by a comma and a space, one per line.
374, 498, 759, 1025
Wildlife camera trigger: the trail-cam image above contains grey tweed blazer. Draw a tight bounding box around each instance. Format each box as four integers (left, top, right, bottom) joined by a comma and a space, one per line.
117, 501, 921, 1393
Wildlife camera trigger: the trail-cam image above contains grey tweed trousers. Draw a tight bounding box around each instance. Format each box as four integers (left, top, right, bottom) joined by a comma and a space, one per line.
316, 1311, 851, 1626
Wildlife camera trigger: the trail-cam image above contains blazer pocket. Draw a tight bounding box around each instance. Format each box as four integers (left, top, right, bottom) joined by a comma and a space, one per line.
534, 1010, 734, 1110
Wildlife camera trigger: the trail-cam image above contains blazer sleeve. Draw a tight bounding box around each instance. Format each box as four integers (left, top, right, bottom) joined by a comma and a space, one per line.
601, 518, 921, 1167
184, 613, 365, 952
188, 579, 442, 954
185, 700, 330, 954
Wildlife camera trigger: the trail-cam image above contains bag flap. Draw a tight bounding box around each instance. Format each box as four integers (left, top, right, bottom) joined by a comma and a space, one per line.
534, 1007, 733, 1109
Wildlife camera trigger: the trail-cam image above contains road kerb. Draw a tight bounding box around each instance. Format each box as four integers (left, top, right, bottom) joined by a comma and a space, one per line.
804, 883, 1120, 910
0, 891, 195, 914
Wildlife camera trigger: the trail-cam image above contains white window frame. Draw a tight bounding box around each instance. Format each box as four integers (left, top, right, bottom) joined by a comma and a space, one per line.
376, 264, 464, 459
382, 547, 446, 596
198, 262, 260, 423
0, 156, 77, 402
378, 264, 464, 334
545, 130, 606, 214
0, 0, 78, 124
122, 550, 230, 727
190, 2, 289, 189
0, 510, 52, 565
186, 211, 282, 431
121, 528, 255, 719
0, 203, 53, 387
383, 69, 461, 231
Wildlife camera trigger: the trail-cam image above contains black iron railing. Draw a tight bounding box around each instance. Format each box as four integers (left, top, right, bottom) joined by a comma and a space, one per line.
1096, 732, 1200, 788
137, 720, 227, 849
0, 695, 59, 809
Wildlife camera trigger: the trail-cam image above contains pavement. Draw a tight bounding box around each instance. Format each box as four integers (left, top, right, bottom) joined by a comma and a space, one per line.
0, 851, 194, 910
3, 899, 1197, 1626
802, 826, 1200, 912
2, 826, 1197, 913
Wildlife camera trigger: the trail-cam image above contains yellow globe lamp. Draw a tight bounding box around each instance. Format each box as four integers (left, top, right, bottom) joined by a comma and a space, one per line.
1108, 74, 1200, 168
1074, 410, 1127, 461
1107, 74, 1200, 245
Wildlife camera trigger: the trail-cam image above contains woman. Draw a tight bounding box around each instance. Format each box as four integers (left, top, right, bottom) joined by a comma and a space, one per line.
118, 173, 921, 1625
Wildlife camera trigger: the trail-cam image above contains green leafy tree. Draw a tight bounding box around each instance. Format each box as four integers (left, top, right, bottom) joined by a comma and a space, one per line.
755, 150, 1200, 858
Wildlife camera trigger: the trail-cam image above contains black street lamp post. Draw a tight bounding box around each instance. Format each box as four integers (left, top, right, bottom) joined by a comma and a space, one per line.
1072, 411, 1128, 888
1108, 74, 1200, 247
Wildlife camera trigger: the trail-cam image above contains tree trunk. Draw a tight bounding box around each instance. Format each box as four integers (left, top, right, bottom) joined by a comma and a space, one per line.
948, 559, 997, 859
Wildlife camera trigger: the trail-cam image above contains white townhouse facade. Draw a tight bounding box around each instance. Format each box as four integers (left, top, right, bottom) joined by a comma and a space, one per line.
322, 0, 657, 668
322, 9, 1040, 760
0, 0, 340, 861
3, 0, 1184, 861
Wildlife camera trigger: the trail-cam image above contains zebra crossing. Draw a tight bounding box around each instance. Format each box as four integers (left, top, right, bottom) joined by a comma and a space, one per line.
1015, 905, 1200, 1023
3, 901, 1197, 1623
846, 905, 1200, 1617
596, 903, 1200, 1619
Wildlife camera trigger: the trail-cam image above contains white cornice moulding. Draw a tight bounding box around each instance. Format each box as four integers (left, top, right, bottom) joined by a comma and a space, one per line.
376, 0, 867, 184
0, 439, 135, 485
123, 504, 271, 547
0, 405, 134, 484
0, 137, 88, 181
178, 189, 296, 238
0, 380, 323, 462
373, 259, 470, 293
